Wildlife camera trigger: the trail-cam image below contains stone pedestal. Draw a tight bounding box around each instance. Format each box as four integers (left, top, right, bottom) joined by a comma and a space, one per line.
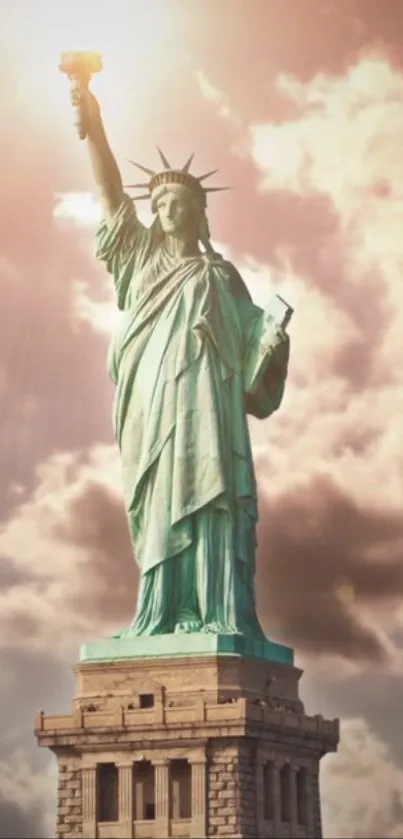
35, 639, 339, 838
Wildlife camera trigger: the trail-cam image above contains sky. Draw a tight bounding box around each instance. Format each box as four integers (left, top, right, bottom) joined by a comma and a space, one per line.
1, 0, 403, 835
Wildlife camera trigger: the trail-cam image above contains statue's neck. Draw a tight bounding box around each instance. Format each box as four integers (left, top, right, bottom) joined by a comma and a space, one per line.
163, 234, 201, 259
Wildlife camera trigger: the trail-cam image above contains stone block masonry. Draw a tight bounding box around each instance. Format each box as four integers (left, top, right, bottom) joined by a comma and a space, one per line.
35, 653, 339, 838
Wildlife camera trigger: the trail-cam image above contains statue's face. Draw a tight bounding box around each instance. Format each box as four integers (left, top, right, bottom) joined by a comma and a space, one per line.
155, 187, 199, 237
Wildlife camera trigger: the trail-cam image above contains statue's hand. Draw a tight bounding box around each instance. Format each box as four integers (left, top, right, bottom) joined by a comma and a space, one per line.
266, 315, 287, 346
274, 324, 287, 342
69, 84, 102, 139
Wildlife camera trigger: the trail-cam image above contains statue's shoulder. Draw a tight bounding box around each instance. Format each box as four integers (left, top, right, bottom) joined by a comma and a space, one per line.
205, 254, 237, 277
208, 257, 251, 302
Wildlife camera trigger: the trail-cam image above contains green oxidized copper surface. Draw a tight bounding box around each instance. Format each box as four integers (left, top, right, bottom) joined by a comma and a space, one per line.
87, 174, 293, 662
80, 633, 294, 665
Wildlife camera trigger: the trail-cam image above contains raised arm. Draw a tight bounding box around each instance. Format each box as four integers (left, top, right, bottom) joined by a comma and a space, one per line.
70, 84, 124, 221
68, 81, 155, 310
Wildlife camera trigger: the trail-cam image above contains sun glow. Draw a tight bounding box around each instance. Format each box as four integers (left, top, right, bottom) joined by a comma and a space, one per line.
53, 191, 152, 339
53, 191, 154, 229
49, 0, 175, 82
7, 0, 181, 135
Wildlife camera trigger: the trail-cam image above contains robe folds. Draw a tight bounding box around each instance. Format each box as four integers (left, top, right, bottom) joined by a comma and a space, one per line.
95, 195, 289, 637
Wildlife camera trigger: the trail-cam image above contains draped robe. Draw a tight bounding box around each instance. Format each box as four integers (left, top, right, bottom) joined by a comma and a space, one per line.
95, 195, 290, 638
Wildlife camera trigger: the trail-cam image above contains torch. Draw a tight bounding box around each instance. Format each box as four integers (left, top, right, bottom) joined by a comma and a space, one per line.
59, 51, 103, 140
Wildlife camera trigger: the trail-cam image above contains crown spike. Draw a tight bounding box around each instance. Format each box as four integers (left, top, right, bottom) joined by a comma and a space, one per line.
131, 193, 151, 201
204, 186, 231, 194
197, 168, 219, 182
127, 159, 155, 176
181, 153, 195, 173
157, 147, 172, 169
124, 183, 151, 189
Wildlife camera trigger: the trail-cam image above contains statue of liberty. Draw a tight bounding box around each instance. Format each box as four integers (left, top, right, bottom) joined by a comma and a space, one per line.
69, 81, 291, 643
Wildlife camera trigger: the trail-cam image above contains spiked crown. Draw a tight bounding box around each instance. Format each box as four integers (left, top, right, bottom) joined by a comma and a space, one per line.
124, 148, 229, 209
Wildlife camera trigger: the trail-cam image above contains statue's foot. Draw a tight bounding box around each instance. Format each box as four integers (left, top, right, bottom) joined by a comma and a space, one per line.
110, 624, 144, 639
110, 626, 130, 639
202, 623, 243, 636
174, 619, 202, 634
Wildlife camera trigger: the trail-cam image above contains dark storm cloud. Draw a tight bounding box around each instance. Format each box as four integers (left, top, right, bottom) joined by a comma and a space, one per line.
0, 649, 68, 838
307, 669, 403, 756
0, 802, 46, 839
0, 555, 36, 588
23, 462, 400, 665
53, 478, 137, 626
256, 475, 403, 661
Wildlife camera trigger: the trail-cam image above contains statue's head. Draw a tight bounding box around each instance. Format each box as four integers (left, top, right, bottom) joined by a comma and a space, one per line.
125, 149, 229, 253
152, 183, 204, 240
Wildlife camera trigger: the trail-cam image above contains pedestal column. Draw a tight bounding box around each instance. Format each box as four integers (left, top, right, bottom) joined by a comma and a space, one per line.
290, 764, 298, 835
153, 757, 170, 838
256, 753, 266, 834
304, 769, 315, 837
261, 757, 277, 824
272, 761, 282, 835
81, 766, 96, 838
117, 762, 133, 838
190, 755, 207, 838
311, 769, 322, 838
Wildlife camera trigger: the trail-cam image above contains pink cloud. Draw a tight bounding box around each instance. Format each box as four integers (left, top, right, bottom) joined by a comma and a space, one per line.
2, 6, 403, 836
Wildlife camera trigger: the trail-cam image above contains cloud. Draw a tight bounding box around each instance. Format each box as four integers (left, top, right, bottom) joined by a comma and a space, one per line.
53, 192, 102, 228
2, 8, 403, 836
52, 192, 154, 338
53, 192, 154, 232
227, 54, 403, 670
0, 752, 55, 839
0, 644, 66, 839
0, 447, 136, 658
246, 56, 403, 312
0, 183, 114, 517
2, 438, 401, 675
249, 56, 403, 208
256, 476, 403, 661
72, 278, 123, 336
194, 69, 242, 130
322, 718, 403, 838
195, 70, 228, 108
248, 55, 403, 305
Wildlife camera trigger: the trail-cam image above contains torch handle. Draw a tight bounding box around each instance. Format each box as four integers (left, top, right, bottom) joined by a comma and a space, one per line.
69, 75, 90, 141
74, 104, 87, 140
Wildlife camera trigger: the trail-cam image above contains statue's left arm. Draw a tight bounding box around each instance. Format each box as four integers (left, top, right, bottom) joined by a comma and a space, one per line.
243, 319, 289, 420
228, 267, 290, 420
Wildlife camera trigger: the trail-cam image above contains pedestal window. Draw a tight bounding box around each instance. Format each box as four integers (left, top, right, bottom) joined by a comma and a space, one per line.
280, 763, 292, 823
134, 760, 156, 820
170, 758, 192, 819
263, 761, 275, 821
297, 767, 309, 826
96, 763, 119, 823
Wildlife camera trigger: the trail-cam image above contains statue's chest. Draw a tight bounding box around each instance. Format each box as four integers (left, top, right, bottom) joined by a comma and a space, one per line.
133, 250, 209, 305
